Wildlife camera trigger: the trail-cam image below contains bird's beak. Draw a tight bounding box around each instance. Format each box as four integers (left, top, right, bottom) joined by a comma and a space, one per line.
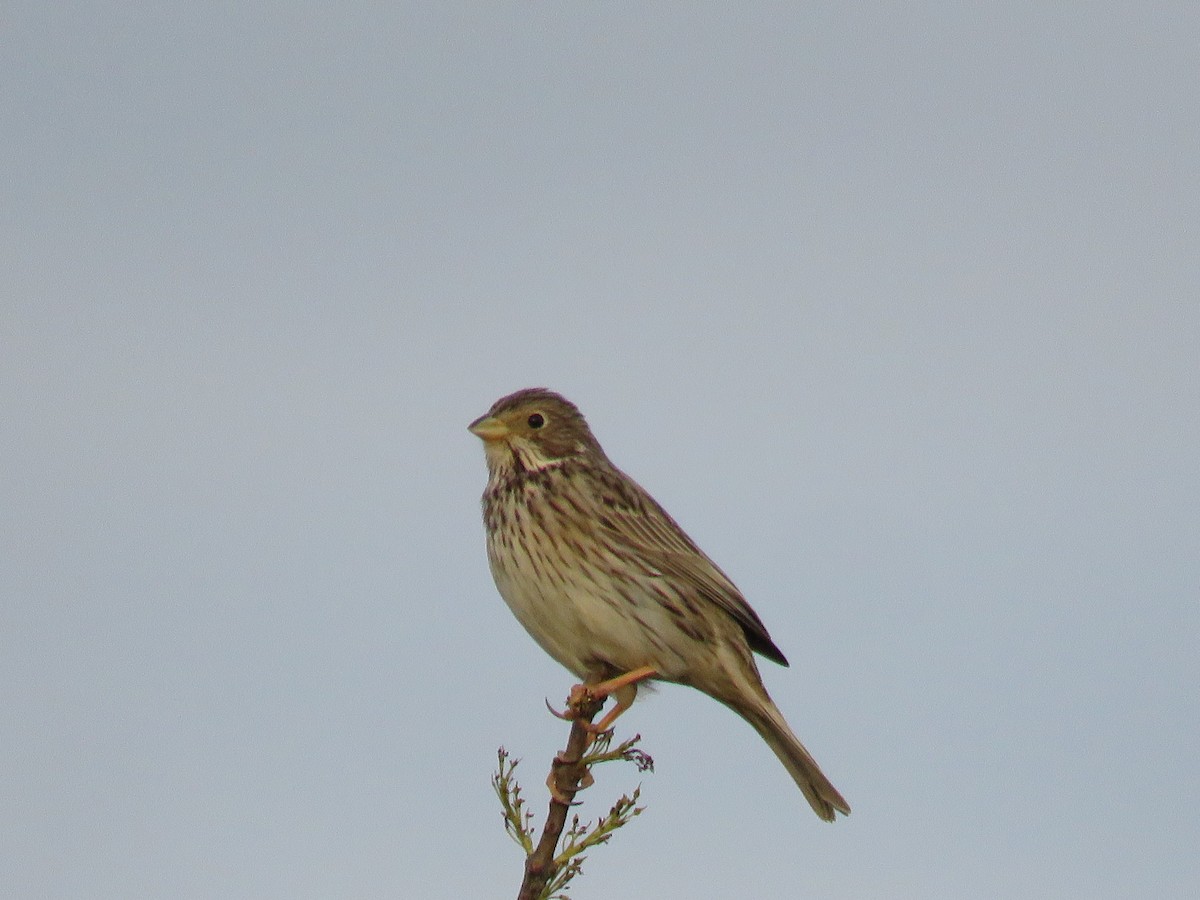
468, 414, 509, 442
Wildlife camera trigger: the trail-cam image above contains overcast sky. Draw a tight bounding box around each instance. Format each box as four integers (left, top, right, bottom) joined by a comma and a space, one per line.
3, 3, 1197, 898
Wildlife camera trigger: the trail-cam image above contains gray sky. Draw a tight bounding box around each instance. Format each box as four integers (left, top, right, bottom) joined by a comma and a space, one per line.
3, 3, 1197, 898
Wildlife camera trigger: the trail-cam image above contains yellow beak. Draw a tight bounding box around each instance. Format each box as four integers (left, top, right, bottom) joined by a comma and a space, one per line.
468, 414, 509, 442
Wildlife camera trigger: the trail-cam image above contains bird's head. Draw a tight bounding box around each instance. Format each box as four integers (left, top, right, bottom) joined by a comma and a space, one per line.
468, 388, 603, 476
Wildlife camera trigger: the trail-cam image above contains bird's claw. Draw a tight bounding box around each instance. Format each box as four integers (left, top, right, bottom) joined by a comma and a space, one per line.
544, 697, 574, 720
545, 770, 577, 805
545, 683, 603, 722
546, 753, 594, 804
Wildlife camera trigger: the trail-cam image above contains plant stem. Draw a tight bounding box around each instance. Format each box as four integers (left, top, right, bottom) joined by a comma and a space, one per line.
516, 696, 603, 900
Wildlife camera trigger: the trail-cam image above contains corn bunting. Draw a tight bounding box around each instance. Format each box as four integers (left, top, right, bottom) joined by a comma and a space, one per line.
469, 388, 849, 821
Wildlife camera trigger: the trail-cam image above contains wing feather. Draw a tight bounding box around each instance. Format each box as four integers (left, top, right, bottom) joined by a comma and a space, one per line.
584, 465, 790, 667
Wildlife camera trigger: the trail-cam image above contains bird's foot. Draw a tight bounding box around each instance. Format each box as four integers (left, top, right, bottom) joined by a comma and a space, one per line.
546, 751, 595, 804
546, 666, 658, 740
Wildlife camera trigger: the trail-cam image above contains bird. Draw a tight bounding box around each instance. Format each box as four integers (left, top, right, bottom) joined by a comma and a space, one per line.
468, 387, 849, 821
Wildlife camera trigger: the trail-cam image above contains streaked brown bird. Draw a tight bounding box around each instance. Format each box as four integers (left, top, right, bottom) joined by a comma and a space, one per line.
469, 388, 850, 821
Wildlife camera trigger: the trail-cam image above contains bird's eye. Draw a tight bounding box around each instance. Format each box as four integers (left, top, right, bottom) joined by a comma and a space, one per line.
527, 413, 545, 429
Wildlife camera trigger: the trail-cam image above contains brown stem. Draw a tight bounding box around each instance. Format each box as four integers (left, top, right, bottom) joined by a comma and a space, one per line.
516, 695, 604, 900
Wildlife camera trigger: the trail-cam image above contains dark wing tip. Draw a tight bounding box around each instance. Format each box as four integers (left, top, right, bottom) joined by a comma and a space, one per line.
750, 633, 790, 667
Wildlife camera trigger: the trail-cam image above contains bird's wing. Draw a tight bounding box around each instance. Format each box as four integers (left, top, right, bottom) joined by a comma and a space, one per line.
587, 466, 790, 666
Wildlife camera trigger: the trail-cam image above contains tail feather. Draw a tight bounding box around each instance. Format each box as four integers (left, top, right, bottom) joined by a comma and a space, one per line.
740, 700, 850, 822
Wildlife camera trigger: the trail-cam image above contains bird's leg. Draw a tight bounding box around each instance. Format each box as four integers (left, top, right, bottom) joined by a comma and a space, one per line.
579, 665, 657, 734
546, 665, 657, 730
583, 683, 637, 736
540, 666, 657, 802
586, 664, 658, 699
544, 667, 657, 724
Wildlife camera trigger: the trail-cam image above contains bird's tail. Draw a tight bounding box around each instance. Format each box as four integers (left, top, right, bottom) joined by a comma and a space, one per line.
738, 697, 851, 822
